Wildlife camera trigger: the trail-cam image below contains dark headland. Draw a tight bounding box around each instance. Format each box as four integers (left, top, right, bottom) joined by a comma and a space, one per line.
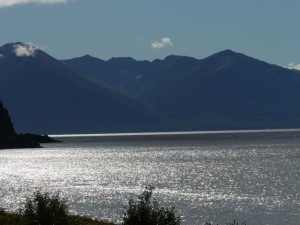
0, 101, 58, 149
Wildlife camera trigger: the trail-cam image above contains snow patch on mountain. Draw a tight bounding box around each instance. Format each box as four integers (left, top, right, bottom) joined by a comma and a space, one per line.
288, 62, 300, 71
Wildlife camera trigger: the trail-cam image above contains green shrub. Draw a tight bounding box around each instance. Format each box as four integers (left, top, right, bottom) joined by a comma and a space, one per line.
122, 185, 181, 225
22, 191, 70, 225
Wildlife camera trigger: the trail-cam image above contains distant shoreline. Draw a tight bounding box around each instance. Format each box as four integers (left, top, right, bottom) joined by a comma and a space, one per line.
50, 128, 300, 142
50, 128, 300, 137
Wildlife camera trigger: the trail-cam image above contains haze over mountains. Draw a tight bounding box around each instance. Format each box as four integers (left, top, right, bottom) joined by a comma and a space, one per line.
1, 42, 300, 134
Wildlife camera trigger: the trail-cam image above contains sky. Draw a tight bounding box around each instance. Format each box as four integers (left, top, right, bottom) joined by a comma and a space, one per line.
0, 0, 300, 68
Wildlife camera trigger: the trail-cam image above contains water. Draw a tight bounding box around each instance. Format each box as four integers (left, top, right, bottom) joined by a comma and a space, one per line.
0, 131, 299, 224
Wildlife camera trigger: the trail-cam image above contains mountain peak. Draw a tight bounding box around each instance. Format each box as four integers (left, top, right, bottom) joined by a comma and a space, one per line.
211, 49, 243, 58
219, 49, 236, 54
202, 49, 251, 67
0, 42, 39, 58
80, 54, 96, 59
76, 54, 103, 62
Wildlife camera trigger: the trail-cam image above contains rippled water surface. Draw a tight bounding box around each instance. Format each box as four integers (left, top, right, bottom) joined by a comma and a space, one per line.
0, 132, 299, 224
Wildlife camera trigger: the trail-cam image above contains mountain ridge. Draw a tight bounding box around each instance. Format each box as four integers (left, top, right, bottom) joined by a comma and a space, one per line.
62, 48, 300, 131
2, 42, 300, 133
0, 42, 162, 134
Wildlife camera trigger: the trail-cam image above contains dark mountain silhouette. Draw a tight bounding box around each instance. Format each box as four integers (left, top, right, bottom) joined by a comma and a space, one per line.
3, 41, 300, 133
0, 42, 161, 134
141, 50, 300, 129
106, 57, 151, 80
62, 55, 121, 87
62, 56, 152, 94
63, 50, 300, 130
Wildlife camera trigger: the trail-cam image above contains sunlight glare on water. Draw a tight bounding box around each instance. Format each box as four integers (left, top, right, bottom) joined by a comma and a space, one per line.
0, 133, 299, 225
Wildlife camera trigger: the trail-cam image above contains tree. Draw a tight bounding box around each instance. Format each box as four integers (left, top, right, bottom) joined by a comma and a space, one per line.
122, 185, 181, 225
22, 191, 70, 225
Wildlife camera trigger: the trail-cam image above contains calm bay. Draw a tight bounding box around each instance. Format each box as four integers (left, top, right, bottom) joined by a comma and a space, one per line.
0, 130, 299, 225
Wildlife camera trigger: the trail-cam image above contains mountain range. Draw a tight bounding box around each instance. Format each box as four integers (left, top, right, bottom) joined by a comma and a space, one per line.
0, 42, 160, 134
1, 42, 300, 134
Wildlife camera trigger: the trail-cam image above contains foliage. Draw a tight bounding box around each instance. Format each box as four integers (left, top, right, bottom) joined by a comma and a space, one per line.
0, 191, 114, 225
0, 189, 247, 225
22, 191, 70, 225
122, 185, 181, 225
0, 208, 23, 225
0, 210, 114, 225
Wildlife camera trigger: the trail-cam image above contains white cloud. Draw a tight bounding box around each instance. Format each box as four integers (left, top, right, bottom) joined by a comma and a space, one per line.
287, 62, 300, 71
151, 37, 174, 49
13, 43, 39, 57
0, 0, 70, 8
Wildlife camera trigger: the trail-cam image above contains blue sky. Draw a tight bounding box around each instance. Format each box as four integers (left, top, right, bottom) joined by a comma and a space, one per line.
0, 0, 299, 67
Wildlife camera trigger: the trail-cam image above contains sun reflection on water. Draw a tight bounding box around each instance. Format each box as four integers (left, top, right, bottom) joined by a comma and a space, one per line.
0, 137, 299, 224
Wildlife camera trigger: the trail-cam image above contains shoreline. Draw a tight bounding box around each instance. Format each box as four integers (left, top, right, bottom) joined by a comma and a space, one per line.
50, 128, 300, 142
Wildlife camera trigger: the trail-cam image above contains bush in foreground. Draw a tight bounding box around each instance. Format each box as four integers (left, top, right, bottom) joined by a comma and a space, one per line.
22, 191, 70, 225
122, 185, 181, 225
0, 188, 246, 225
0, 208, 23, 225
